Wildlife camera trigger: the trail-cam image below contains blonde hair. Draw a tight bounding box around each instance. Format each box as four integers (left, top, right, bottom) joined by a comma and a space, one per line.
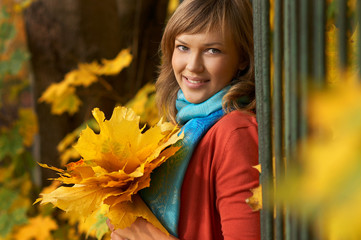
156, 0, 255, 123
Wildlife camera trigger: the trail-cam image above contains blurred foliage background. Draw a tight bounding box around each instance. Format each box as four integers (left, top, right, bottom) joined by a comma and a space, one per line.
0, 0, 178, 239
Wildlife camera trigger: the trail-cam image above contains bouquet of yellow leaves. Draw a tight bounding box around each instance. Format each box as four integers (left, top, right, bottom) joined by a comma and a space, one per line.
36, 106, 183, 235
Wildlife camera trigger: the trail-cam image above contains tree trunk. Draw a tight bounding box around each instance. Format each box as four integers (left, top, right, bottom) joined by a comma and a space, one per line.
24, 0, 168, 186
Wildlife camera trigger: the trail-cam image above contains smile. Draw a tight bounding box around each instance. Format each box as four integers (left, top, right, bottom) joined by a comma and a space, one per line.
183, 75, 209, 85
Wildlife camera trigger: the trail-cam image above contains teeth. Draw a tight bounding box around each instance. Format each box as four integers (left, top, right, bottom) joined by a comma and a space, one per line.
186, 77, 205, 84
188, 79, 201, 84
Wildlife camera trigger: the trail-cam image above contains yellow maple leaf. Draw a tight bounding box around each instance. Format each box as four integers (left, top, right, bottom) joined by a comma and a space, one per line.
50, 87, 82, 115
108, 195, 168, 233
57, 119, 98, 165
43, 180, 62, 193
246, 185, 262, 212
37, 106, 183, 235
246, 164, 262, 211
57, 82, 158, 166
80, 49, 133, 76
61, 204, 109, 239
64, 68, 98, 87
39, 49, 132, 115
59, 148, 81, 166
39, 80, 71, 103
58, 130, 80, 153
57, 130, 82, 166
39, 82, 81, 115
13, 216, 58, 240
126, 83, 160, 126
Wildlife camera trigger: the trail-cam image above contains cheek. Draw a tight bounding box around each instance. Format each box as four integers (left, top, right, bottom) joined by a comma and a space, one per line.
171, 52, 176, 70
171, 51, 182, 74
208, 60, 234, 83
221, 60, 239, 82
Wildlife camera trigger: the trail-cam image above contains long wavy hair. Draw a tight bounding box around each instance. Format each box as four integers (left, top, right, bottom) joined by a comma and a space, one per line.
156, 0, 255, 123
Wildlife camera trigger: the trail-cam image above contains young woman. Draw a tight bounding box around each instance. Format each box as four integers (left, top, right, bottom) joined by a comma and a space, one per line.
108, 0, 260, 239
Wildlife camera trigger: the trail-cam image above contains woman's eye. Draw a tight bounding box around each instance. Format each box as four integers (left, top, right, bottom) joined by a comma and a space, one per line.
206, 48, 221, 54
176, 45, 189, 51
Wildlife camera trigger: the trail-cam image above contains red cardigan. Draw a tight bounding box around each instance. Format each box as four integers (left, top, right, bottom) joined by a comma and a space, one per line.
178, 110, 260, 240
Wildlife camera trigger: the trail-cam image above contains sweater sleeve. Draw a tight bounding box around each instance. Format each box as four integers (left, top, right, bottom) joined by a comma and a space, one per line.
214, 125, 260, 240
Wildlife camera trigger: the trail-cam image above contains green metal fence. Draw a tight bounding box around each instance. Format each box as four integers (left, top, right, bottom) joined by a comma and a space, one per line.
253, 0, 359, 239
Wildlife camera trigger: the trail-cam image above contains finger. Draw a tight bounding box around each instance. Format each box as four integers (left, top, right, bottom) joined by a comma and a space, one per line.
110, 231, 128, 240
106, 218, 115, 232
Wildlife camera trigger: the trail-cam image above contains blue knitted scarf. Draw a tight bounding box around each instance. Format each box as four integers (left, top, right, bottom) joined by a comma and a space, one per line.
140, 86, 230, 237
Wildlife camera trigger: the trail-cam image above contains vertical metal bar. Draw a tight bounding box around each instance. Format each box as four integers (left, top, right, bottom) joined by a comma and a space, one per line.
299, 1, 310, 239
357, 0, 361, 76
254, 0, 273, 239
289, 0, 298, 152
253, 4, 265, 239
313, 0, 326, 87
337, 0, 348, 69
283, 0, 291, 238
283, 0, 298, 238
273, 0, 284, 239
283, 0, 290, 239
291, 0, 299, 239
283, 0, 292, 169
299, 0, 309, 140
261, 0, 273, 238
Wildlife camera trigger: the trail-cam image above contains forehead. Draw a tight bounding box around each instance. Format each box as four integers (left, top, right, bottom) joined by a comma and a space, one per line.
175, 28, 235, 45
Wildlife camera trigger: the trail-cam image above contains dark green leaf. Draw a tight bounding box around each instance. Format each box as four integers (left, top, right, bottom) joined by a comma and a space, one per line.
13, 151, 36, 177
0, 41, 5, 54
0, 127, 24, 161
0, 61, 9, 76
0, 22, 16, 41
0, 207, 28, 237
0, 7, 10, 20
9, 49, 29, 75
0, 188, 18, 210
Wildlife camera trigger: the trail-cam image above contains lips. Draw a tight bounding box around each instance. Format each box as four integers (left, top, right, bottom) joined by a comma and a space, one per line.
183, 75, 209, 84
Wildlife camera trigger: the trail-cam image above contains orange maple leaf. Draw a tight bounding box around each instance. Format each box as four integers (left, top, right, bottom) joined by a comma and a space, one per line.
13, 216, 58, 240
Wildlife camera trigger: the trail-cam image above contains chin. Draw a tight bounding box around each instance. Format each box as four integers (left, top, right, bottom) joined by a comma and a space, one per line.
182, 90, 210, 104
186, 96, 207, 104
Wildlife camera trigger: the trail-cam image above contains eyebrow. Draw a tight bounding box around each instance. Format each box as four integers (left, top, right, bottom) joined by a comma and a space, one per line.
175, 38, 223, 47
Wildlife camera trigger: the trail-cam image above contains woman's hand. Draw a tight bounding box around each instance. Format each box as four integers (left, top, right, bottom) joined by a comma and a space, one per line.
107, 217, 178, 240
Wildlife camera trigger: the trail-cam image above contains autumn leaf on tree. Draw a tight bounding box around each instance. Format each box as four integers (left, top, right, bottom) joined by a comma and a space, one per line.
13, 216, 58, 240
125, 83, 159, 126
39, 49, 132, 115
36, 106, 183, 235
79, 49, 133, 76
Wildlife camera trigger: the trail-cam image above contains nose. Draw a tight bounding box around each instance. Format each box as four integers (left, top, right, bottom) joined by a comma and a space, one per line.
186, 52, 204, 73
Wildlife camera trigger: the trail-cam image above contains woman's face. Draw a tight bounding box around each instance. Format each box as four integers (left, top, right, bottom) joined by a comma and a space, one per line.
171, 29, 241, 104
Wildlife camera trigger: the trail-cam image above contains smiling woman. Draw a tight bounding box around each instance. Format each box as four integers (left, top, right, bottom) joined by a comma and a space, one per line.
108, 0, 260, 239
172, 30, 241, 104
